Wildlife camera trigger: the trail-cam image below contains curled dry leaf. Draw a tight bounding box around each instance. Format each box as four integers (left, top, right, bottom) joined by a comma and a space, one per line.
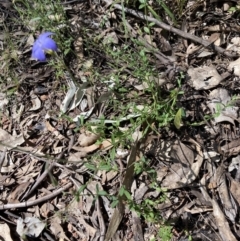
78, 130, 99, 147
29, 92, 41, 111
60, 77, 77, 113
45, 120, 65, 140
70, 139, 113, 161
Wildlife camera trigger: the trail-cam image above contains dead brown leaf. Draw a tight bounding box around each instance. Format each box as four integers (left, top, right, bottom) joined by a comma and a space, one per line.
221, 138, 240, 156
78, 130, 100, 147
50, 216, 71, 241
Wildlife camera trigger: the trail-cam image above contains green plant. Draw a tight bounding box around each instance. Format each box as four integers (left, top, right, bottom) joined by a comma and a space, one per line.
13, 0, 184, 235
228, 4, 240, 14
158, 225, 173, 241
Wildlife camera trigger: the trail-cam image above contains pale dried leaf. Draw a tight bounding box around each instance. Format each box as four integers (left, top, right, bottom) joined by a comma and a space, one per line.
134, 82, 149, 91
197, 50, 213, 58
16, 217, 45, 238
90, 114, 141, 124
188, 66, 223, 90
60, 78, 77, 113
228, 155, 240, 172
230, 36, 240, 45
69, 87, 86, 111
207, 88, 238, 124
0, 153, 15, 173
106, 170, 118, 182
186, 43, 200, 55
103, 32, 119, 44
73, 106, 95, 122
68, 152, 87, 162
228, 57, 240, 77
212, 199, 237, 241
0, 223, 13, 241
229, 178, 240, 205
80, 97, 88, 111
0, 128, 25, 151
78, 131, 99, 147
40, 202, 55, 218
0, 92, 8, 110
162, 141, 203, 189
215, 166, 237, 222
29, 93, 41, 111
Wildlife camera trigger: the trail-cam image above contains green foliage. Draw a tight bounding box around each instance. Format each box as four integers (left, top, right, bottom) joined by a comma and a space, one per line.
11, 0, 185, 237
158, 225, 173, 241
228, 5, 240, 13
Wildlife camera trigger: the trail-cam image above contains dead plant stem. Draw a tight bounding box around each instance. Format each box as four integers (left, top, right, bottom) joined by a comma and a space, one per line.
0, 182, 72, 210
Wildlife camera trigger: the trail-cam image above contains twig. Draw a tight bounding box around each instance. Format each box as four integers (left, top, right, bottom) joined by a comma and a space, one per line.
96, 197, 106, 241
103, 0, 238, 58
21, 162, 55, 200
0, 182, 72, 210
0, 147, 6, 171
20, 150, 66, 200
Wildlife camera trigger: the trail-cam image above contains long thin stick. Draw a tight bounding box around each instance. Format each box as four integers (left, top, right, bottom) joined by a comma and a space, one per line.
103, 0, 238, 58
0, 182, 72, 210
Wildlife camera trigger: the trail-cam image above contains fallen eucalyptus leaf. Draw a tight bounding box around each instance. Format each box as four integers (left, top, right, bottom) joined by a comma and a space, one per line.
16, 217, 45, 238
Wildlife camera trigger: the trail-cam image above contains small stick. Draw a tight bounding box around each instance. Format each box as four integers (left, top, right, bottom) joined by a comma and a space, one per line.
97, 197, 106, 241
0, 182, 72, 210
21, 162, 55, 200
21, 151, 66, 200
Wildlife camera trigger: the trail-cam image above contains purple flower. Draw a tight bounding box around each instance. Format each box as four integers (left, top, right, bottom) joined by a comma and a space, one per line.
31, 32, 57, 61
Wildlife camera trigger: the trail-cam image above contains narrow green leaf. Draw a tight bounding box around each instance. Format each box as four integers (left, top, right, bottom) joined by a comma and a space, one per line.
97, 190, 108, 196
124, 189, 132, 200
144, 26, 150, 34
84, 163, 97, 171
